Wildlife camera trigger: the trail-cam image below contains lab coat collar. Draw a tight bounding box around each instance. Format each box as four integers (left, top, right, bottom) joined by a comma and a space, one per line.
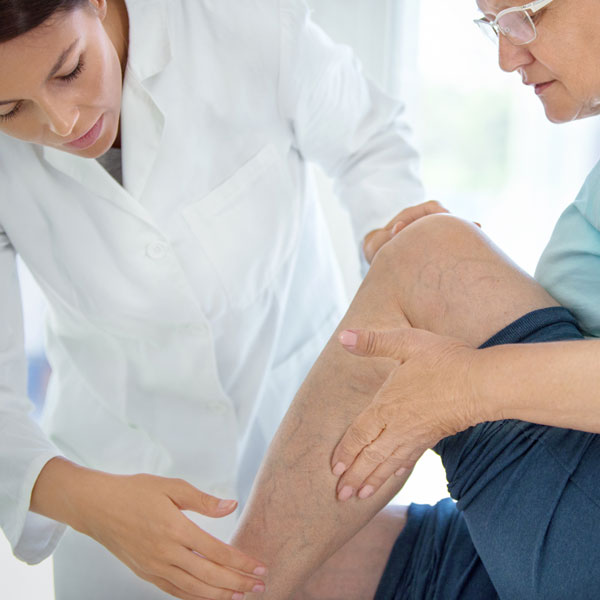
124, 0, 173, 83
42, 0, 172, 218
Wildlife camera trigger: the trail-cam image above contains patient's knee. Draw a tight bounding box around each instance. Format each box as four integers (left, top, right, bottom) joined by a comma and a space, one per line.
371, 213, 483, 277
366, 214, 506, 334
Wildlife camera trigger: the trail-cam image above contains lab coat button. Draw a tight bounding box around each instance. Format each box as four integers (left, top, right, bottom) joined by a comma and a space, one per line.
146, 241, 169, 260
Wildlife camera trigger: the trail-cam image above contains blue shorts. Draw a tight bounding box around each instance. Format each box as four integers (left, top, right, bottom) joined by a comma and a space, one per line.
375, 307, 600, 600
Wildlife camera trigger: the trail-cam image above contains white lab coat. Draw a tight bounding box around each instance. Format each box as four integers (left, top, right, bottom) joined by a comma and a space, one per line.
0, 0, 423, 596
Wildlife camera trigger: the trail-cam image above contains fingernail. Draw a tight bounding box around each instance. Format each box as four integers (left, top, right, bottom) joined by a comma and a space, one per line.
339, 330, 358, 348
358, 485, 374, 499
252, 584, 266, 593
395, 468, 409, 478
218, 499, 237, 511
253, 566, 268, 576
338, 486, 354, 501
332, 462, 347, 476
232, 593, 245, 600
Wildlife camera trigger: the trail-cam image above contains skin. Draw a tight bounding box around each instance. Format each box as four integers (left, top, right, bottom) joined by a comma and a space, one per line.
232, 213, 557, 599
477, 0, 600, 122
362, 200, 449, 264
0, 0, 126, 157
332, 327, 600, 498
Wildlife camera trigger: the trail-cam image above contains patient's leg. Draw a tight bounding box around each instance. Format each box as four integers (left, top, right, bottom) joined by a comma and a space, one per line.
294, 506, 407, 600
232, 215, 557, 599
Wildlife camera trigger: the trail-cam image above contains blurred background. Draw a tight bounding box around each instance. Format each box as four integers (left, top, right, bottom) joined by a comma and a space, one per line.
4, 0, 600, 597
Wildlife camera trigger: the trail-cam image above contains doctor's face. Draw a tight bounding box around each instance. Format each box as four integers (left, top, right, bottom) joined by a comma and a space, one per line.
0, 1, 125, 158
477, 0, 600, 123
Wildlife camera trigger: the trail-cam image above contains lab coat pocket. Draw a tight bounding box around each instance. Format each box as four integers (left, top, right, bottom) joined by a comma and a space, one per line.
182, 144, 300, 308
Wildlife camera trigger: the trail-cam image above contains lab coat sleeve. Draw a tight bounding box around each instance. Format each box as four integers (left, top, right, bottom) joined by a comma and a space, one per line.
278, 0, 425, 251
0, 228, 66, 564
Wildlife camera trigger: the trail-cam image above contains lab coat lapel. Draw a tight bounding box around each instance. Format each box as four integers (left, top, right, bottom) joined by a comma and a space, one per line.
41, 0, 173, 222
41, 145, 153, 223
120, 0, 173, 202
120, 72, 165, 203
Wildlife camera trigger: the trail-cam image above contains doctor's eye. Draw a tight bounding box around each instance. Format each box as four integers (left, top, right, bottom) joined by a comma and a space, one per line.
0, 101, 24, 122
59, 57, 86, 83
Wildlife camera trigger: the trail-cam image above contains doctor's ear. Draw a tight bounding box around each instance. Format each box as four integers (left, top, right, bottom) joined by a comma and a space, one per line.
87, 0, 108, 21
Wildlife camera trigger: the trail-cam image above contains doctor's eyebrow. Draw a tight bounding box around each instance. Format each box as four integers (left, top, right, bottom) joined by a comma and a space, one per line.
0, 38, 81, 106
47, 38, 81, 79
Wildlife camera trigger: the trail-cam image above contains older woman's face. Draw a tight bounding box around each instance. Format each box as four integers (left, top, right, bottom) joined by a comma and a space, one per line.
477, 0, 600, 123
0, 1, 123, 158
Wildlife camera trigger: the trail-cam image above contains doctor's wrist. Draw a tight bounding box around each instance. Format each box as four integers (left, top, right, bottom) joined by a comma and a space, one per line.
30, 456, 109, 534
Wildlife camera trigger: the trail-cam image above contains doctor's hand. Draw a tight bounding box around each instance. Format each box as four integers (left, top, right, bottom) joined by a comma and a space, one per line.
31, 462, 267, 600
330, 327, 479, 501
77, 473, 268, 599
362, 200, 449, 264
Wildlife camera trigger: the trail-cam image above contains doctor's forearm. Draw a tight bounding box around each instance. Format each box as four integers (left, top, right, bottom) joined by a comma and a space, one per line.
231, 276, 412, 598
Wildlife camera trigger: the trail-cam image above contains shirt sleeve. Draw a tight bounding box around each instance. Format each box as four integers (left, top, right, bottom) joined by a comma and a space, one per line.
278, 0, 425, 249
535, 203, 600, 337
0, 228, 66, 564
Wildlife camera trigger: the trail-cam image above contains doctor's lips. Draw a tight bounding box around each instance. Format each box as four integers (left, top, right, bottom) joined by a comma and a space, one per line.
66, 114, 104, 150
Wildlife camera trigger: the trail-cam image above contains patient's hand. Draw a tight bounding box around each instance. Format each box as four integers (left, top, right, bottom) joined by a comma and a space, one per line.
362, 200, 449, 264
331, 326, 478, 501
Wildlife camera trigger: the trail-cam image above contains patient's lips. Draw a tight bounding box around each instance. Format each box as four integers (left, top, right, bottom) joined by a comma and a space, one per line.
520, 70, 556, 96
531, 81, 554, 95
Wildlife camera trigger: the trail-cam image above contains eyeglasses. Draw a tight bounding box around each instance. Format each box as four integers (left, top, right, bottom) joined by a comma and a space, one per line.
474, 0, 556, 46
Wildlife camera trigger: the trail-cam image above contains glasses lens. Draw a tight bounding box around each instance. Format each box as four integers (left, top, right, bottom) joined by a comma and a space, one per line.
474, 19, 499, 44
497, 11, 535, 45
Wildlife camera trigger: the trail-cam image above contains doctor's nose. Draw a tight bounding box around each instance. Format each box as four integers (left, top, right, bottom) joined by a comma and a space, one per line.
498, 34, 534, 73
42, 100, 79, 137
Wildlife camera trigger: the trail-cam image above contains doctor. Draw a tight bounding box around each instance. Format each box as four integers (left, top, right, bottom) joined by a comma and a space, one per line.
0, 0, 426, 598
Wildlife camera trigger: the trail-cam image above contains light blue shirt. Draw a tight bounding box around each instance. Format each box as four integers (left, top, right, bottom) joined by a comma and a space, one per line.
536, 159, 600, 337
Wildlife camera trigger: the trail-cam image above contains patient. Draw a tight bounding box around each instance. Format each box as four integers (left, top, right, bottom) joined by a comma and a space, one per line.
232, 0, 600, 597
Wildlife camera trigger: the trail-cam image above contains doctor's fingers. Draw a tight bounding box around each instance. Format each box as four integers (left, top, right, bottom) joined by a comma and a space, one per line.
168, 479, 239, 518
384, 200, 450, 233
181, 521, 267, 579
158, 563, 262, 600
363, 228, 395, 264
174, 547, 266, 595
149, 574, 225, 600
363, 200, 450, 264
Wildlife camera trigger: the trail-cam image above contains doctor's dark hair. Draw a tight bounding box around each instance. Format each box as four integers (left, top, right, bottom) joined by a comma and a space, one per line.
0, 0, 88, 43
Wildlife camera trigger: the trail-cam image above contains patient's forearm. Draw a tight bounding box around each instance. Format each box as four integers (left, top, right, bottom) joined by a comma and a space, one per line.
474, 339, 600, 431
232, 273, 412, 598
